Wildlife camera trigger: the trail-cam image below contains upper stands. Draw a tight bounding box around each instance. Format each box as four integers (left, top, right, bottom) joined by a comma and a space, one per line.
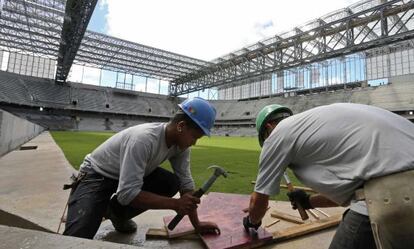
210, 77, 414, 136
0, 71, 176, 117
0, 71, 176, 131
0, 72, 32, 104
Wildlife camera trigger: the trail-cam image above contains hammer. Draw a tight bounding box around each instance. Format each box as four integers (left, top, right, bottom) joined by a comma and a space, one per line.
167, 165, 228, 230
283, 172, 309, 220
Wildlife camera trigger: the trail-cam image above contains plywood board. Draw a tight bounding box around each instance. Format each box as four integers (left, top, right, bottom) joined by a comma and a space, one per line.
163, 192, 273, 249
163, 193, 346, 249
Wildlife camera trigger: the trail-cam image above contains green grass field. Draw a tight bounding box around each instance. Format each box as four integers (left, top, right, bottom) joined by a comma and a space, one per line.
51, 131, 301, 201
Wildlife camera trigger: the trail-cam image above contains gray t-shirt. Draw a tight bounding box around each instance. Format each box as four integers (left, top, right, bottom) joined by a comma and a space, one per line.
81, 122, 195, 205
255, 103, 414, 214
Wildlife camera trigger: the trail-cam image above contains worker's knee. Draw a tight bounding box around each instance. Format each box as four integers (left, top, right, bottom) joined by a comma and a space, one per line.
163, 173, 180, 197
142, 167, 179, 197
63, 198, 105, 239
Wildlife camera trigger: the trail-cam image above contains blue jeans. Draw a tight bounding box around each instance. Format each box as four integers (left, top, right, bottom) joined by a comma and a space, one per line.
329, 209, 376, 249
63, 167, 179, 239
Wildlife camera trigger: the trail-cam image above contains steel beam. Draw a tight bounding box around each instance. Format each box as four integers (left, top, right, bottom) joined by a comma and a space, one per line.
171, 0, 414, 96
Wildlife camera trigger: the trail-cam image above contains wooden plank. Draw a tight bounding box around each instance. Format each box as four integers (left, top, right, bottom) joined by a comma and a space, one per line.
272, 214, 342, 241
161, 215, 198, 238
270, 210, 305, 224
146, 228, 168, 239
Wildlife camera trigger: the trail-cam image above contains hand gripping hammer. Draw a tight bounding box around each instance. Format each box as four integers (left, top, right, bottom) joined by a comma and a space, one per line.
283, 172, 309, 220
167, 165, 228, 230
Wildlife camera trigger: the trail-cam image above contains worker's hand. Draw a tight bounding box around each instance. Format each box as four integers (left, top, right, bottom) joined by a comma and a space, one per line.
195, 221, 220, 235
287, 189, 313, 210
243, 215, 262, 232
175, 193, 200, 215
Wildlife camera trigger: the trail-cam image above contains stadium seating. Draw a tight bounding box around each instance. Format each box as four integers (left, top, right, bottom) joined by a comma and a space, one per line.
1, 71, 413, 135
0, 72, 32, 104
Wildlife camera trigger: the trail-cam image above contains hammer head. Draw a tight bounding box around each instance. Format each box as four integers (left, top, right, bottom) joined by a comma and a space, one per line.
207, 165, 228, 178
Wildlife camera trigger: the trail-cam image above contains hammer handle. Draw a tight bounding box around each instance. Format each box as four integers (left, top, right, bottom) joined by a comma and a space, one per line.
286, 183, 309, 220
167, 189, 204, 230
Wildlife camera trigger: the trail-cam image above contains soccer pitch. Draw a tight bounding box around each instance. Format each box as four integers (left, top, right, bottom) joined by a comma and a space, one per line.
51, 131, 299, 200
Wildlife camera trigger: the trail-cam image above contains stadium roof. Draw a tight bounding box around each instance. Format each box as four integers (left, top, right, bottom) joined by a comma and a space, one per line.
170, 0, 414, 95
0, 0, 413, 96
0, 0, 212, 83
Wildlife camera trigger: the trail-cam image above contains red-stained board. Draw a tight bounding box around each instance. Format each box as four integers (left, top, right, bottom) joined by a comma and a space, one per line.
163, 192, 273, 249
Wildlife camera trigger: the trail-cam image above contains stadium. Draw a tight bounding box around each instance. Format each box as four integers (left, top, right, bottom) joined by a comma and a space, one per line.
0, 0, 414, 248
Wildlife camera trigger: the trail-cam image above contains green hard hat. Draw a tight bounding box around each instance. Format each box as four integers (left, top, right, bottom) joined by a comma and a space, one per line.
256, 104, 293, 147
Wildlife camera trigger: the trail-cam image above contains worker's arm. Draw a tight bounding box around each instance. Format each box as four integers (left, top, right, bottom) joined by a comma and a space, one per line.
183, 190, 220, 234
309, 194, 338, 208
248, 191, 269, 224
129, 190, 199, 214
130, 189, 220, 234
288, 190, 338, 210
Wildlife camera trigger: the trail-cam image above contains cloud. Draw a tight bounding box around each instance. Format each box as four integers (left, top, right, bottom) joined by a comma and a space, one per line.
103, 0, 361, 61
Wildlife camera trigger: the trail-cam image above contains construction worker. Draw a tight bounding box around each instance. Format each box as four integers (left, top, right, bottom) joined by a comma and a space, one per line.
63, 97, 220, 239
244, 103, 414, 249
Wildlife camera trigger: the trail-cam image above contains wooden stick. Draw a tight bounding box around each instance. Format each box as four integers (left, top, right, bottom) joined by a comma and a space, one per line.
250, 181, 317, 193
307, 209, 320, 220
270, 210, 305, 224
272, 214, 342, 241
314, 208, 331, 217
279, 184, 317, 193
265, 219, 280, 228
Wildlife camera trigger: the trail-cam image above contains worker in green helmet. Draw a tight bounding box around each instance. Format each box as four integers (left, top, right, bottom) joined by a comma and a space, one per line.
243, 103, 414, 249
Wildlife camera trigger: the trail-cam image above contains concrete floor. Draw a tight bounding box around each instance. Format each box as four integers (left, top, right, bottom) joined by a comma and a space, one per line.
0, 131, 345, 249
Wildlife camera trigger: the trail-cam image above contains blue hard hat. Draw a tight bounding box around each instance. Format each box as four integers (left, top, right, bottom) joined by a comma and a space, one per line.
178, 97, 216, 136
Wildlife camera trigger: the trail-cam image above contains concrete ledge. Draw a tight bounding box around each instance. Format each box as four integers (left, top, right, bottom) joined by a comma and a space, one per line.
0, 225, 138, 249
0, 209, 51, 233
0, 131, 75, 232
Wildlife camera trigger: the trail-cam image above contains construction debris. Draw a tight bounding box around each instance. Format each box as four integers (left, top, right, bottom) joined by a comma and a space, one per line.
265, 219, 281, 228
272, 215, 342, 241
270, 210, 305, 224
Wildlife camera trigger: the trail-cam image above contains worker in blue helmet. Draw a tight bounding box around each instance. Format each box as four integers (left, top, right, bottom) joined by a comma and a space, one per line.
63, 97, 219, 239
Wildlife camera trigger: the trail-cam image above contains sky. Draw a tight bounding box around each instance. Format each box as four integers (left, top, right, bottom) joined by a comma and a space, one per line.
89, 0, 362, 61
